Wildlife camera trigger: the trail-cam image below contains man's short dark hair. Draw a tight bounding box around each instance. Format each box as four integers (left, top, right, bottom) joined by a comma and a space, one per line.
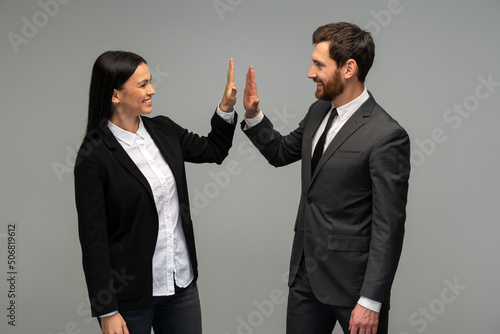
313, 22, 375, 83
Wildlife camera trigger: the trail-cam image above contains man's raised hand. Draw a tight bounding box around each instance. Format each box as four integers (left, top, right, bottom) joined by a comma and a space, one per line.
243, 65, 260, 118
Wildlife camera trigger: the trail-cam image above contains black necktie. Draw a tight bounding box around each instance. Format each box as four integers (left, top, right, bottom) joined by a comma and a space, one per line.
311, 108, 337, 176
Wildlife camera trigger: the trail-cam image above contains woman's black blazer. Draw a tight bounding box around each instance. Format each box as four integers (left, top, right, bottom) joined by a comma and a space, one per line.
74, 111, 236, 317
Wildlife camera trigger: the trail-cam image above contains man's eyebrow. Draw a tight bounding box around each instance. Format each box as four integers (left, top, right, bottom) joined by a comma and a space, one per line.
312, 59, 324, 66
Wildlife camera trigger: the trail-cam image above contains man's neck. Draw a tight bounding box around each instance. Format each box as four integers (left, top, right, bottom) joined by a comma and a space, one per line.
332, 81, 365, 108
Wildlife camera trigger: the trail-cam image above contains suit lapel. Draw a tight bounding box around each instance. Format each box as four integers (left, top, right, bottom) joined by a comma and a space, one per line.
310, 94, 376, 182
142, 117, 185, 196
102, 117, 185, 205
303, 101, 332, 181
101, 127, 155, 201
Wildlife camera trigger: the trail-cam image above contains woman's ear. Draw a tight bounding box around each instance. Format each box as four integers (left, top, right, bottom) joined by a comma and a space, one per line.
112, 89, 120, 104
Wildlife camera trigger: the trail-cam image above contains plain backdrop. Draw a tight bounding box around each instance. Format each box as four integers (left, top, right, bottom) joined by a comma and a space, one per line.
1, 0, 499, 333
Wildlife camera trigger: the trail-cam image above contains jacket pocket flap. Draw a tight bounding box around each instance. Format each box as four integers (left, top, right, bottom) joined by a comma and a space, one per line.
326, 234, 370, 251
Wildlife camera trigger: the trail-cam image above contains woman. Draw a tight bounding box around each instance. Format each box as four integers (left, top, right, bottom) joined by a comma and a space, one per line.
74, 51, 237, 334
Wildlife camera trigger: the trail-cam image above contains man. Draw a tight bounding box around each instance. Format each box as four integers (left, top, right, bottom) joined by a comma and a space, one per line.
242, 22, 410, 334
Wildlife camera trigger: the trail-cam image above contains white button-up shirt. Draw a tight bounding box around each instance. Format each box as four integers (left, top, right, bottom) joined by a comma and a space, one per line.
101, 107, 234, 318
108, 117, 193, 296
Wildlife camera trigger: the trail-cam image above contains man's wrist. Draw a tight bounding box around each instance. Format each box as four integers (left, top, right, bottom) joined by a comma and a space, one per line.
357, 296, 381, 313
244, 108, 260, 119
243, 109, 264, 130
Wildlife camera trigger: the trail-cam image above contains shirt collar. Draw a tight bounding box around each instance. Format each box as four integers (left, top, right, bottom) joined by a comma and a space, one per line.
107, 116, 145, 146
332, 87, 369, 121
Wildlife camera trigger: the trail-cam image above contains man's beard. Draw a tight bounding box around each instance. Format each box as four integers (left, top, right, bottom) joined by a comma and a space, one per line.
315, 70, 344, 101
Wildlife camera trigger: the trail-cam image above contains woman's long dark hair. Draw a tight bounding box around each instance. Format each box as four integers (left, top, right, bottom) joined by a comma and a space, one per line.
86, 51, 147, 134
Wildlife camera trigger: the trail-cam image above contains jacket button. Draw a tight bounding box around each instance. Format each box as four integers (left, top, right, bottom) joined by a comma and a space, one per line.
307, 198, 312, 204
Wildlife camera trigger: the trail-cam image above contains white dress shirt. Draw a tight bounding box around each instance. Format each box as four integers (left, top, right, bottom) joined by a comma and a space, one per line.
108, 117, 194, 296
244, 89, 382, 313
102, 106, 234, 317
311, 88, 369, 156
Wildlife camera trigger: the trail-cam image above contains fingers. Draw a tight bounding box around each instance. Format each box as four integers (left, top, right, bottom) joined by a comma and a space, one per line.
227, 58, 236, 92
249, 66, 259, 103
227, 58, 235, 86
246, 65, 251, 84
244, 66, 258, 98
349, 314, 358, 334
245, 66, 256, 91
101, 313, 128, 334
224, 61, 261, 115
243, 65, 260, 116
220, 58, 237, 112
123, 322, 130, 334
349, 304, 378, 334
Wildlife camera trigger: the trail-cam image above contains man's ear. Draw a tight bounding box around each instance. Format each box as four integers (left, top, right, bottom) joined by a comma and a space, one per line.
344, 59, 359, 80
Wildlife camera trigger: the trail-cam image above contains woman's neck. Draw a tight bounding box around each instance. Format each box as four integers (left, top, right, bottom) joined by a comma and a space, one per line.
109, 113, 140, 133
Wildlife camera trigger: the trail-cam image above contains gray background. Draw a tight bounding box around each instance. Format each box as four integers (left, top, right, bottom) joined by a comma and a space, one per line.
1, 0, 499, 333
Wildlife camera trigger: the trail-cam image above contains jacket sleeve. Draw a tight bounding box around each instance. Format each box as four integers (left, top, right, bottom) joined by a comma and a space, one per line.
360, 128, 411, 303
162, 110, 238, 164
74, 143, 118, 317
240, 103, 316, 167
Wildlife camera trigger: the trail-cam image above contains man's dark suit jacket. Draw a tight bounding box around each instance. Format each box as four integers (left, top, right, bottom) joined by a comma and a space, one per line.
243, 93, 410, 310
74, 111, 236, 317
